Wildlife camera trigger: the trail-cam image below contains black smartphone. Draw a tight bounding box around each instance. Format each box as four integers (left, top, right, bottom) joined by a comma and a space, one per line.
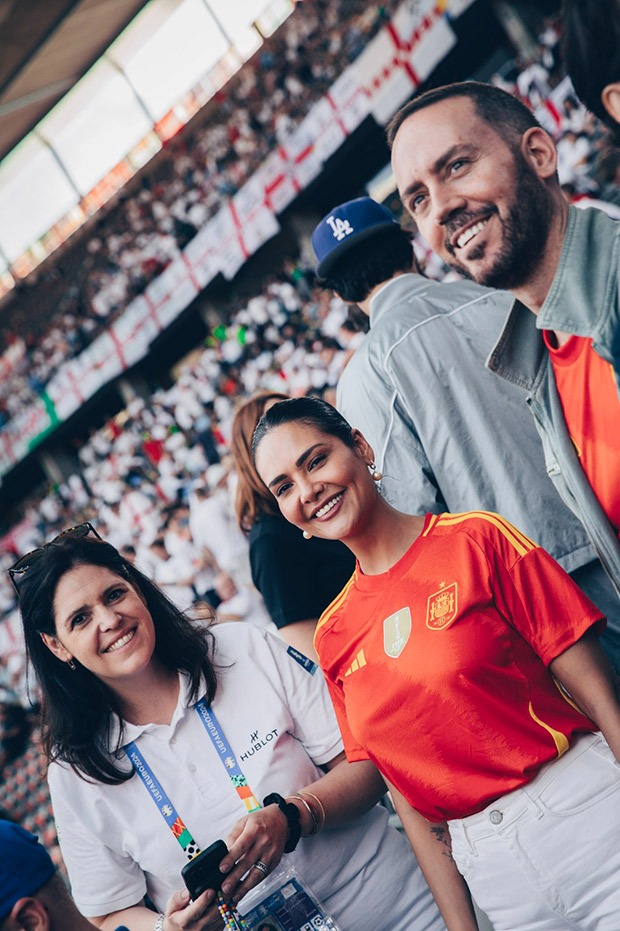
181, 839, 230, 899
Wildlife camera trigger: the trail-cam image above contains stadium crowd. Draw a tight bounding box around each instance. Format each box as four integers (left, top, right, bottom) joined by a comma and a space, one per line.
3, 1, 620, 426
0, 0, 399, 427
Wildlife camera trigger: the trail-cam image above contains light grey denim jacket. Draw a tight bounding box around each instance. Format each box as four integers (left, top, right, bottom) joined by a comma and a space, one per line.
337, 274, 602, 570
487, 206, 620, 598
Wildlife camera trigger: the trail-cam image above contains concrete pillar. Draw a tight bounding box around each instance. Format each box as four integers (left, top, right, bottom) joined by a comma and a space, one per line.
198, 299, 224, 330
38, 446, 76, 485
117, 374, 151, 407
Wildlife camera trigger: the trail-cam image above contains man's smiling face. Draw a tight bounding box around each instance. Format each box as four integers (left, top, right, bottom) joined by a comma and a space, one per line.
391, 96, 554, 290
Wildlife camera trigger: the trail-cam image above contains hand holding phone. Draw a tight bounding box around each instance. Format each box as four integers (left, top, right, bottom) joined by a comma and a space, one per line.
181, 839, 230, 900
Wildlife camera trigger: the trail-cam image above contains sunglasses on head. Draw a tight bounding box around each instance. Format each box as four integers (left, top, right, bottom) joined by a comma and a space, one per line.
8, 522, 102, 594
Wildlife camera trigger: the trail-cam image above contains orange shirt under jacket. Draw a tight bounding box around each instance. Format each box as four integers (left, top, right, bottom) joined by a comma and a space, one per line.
315, 512, 603, 823
544, 332, 620, 535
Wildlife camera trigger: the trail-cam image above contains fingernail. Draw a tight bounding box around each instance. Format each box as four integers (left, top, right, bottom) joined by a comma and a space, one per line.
222, 883, 232, 895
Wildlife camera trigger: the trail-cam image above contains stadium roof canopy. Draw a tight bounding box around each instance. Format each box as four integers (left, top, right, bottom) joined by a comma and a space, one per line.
0, 0, 281, 280
0, 0, 152, 164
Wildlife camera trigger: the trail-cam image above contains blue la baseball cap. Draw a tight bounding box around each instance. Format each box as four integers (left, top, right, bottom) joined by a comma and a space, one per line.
0, 821, 56, 920
311, 197, 400, 278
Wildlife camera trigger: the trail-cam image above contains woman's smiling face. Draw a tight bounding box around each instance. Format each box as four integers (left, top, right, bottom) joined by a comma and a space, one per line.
254, 420, 377, 543
42, 564, 157, 690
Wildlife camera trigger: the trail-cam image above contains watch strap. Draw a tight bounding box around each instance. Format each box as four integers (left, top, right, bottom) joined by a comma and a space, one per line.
262, 791, 302, 852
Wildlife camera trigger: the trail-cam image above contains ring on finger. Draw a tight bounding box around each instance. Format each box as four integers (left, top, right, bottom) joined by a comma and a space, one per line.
252, 859, 269, 876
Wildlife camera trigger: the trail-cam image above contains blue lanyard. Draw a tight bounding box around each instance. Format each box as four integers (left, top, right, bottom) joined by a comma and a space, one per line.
124, 697, 260, 858
194, 699, 260, 814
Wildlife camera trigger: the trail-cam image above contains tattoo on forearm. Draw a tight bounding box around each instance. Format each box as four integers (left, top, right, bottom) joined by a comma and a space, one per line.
431, 825, 455, 862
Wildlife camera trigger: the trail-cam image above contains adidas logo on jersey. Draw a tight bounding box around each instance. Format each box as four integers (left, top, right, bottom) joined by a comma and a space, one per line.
344, 649, 367, 676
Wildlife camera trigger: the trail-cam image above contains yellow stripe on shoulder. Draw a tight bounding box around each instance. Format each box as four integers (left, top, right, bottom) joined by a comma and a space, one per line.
421, 513, 440, 537
315, 573, 356, 637
433, 511, 537, 558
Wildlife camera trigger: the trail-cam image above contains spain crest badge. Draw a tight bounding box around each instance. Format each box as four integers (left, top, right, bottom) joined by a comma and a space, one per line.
383, 607, 412, 658
426, 582, 458, 630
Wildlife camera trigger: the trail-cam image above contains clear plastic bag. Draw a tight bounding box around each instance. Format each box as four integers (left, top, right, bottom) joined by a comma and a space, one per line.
239, 863, 341, 930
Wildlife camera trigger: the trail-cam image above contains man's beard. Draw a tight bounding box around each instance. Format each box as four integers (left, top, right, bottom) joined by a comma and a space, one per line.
442, 155, 555, 290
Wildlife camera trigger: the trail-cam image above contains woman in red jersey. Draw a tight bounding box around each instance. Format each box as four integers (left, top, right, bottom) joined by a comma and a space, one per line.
252, 396, 620, 931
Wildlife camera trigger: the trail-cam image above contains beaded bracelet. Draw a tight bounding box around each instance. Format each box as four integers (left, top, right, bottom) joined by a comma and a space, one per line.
288, 794, 320, 835
298, 791, 326, 833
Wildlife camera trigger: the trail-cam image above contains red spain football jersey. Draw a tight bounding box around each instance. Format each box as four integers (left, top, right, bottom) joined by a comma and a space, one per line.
315, 512, 603, 823
544, 332, 620, 534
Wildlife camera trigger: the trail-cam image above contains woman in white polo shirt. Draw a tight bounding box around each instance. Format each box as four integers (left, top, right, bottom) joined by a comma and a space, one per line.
11, 524, 443, 931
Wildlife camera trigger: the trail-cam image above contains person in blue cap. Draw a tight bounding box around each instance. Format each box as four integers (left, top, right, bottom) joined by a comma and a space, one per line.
0, 819, 98, 930
311, 195, 620, 671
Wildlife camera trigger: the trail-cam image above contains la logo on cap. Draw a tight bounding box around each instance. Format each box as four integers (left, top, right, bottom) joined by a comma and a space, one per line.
326, 215, 353, 241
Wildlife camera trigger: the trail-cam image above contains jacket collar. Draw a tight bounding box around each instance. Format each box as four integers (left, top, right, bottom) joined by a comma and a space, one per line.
489, 205, 619, 388
538, 205, 617, 334
368, 273, 430, 326
487, 300, 548, 393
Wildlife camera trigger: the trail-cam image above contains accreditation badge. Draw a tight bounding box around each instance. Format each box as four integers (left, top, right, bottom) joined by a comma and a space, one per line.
240, 864, 341, 930
383, 607, 412, 658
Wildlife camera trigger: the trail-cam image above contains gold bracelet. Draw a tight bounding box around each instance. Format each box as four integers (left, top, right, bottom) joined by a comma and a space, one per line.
298, 791, 326, 833
288, 794, 319, 836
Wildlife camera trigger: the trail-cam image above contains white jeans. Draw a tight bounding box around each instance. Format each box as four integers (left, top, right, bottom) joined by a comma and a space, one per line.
448, 733, 620, 930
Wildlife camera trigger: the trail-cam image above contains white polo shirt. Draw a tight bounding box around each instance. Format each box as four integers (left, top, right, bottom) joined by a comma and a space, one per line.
49, 624, 443, 930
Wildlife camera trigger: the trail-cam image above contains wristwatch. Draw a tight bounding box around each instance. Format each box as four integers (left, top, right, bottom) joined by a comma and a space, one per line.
262, 792, 302, 852
154, 914, 166, 931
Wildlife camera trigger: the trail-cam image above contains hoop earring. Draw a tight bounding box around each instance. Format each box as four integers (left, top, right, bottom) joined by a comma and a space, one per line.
369, 462, 382, 482
302, 530, 313, 540
67, 659, 77, 670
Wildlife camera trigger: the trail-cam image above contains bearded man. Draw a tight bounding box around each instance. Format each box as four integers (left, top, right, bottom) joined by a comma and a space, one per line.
388, 81, 620, 595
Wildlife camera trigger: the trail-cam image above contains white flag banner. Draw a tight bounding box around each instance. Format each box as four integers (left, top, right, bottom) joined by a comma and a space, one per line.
242, 206, 280, 257
47, 359, 89, 421
110, 300, 153, 368
406, 15, 456, 81
85, 332, 124, 384
353, 29, 417, 124
259, 149, 298, 214
232, 175, 267, 224
183, 225, 221, 289
144, 255, 200, 328
283, 126, 322, 189
127, 294, 163, 348
300, 99, 345, 164
328, 67, 370, 133
354, 1, 456, 123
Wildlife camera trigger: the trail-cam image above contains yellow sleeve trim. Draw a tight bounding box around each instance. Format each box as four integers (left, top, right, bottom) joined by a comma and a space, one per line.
528, 701, 569, 757
432, 511, 538, 558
